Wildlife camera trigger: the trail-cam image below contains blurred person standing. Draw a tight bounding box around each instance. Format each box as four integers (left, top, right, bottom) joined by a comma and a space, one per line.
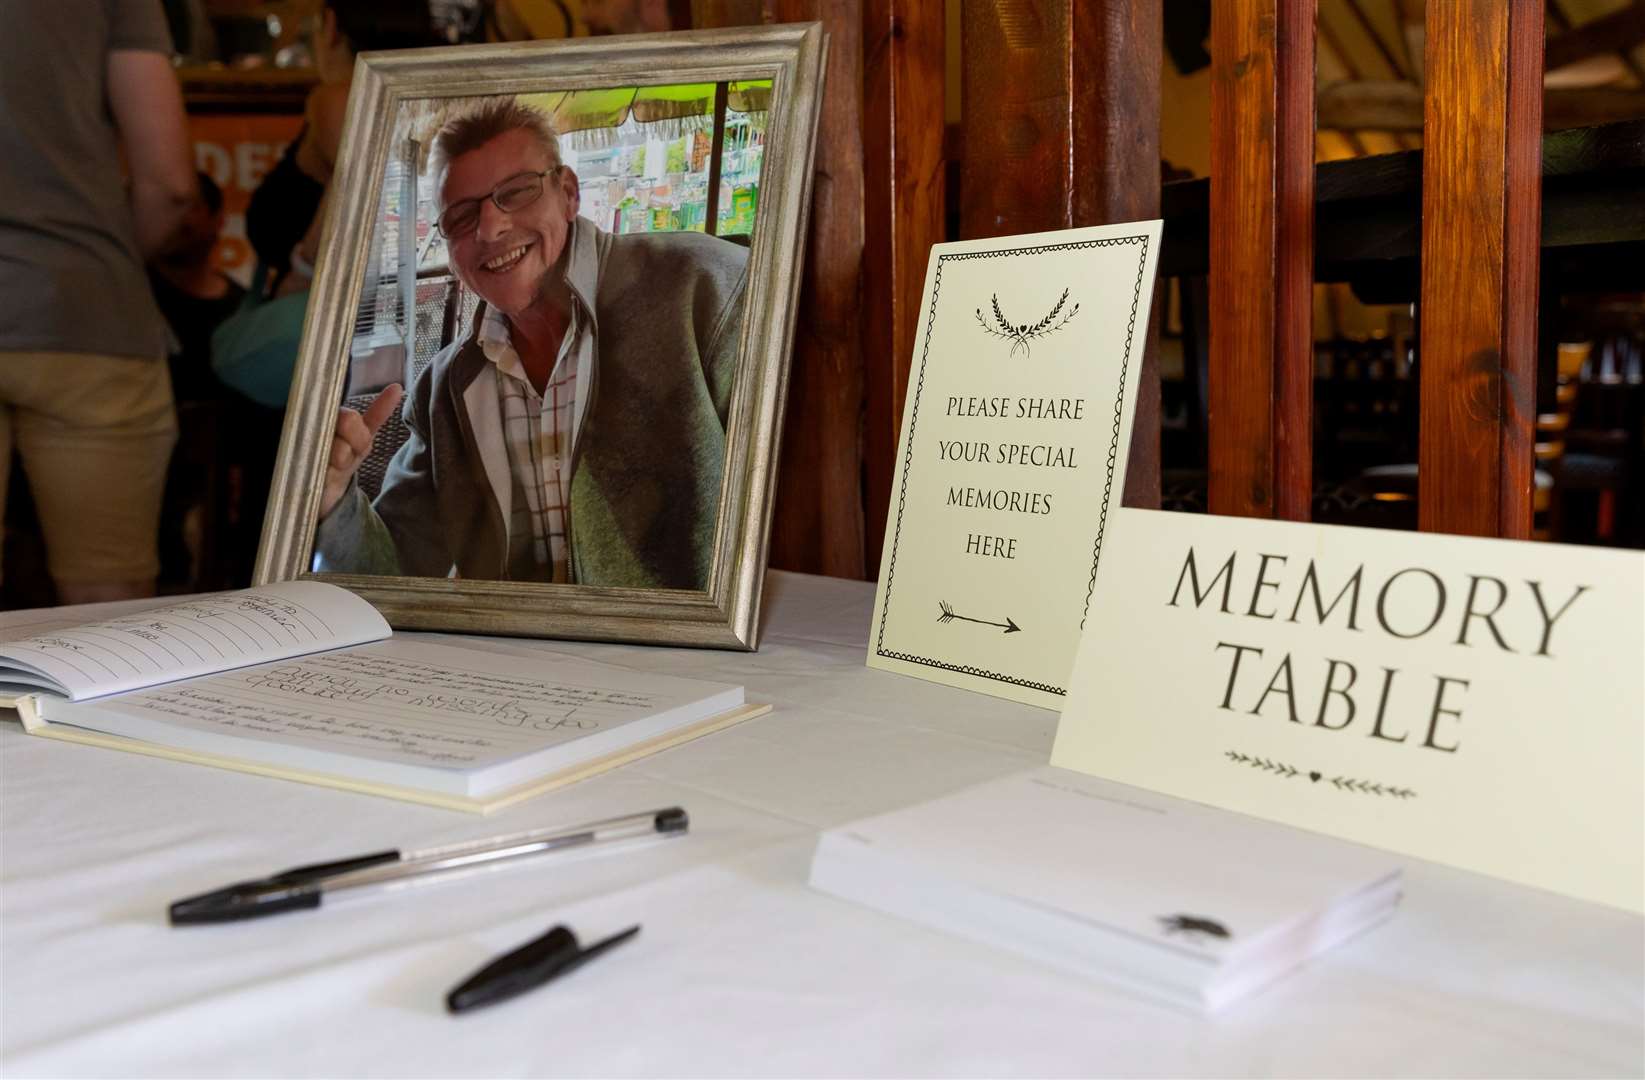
149, 170, 258, 590
150, 172, 244, 400
0, 0, 196, 605
246, 0, 445, 295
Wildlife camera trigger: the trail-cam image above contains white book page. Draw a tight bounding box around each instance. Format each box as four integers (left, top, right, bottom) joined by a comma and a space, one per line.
0, 582, 390, 701
33, 638, 742, 791
2, 598, 186, 705
0, 596, 183, 643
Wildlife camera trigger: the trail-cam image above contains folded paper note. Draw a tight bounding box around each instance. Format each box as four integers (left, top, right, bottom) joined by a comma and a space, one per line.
1052, 507, 1644, 913
810, 766, 1401, 1012
868, 223, 1163, 708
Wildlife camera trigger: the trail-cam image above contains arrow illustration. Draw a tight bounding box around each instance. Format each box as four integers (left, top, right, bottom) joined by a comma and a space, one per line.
937, 601, 1021, 634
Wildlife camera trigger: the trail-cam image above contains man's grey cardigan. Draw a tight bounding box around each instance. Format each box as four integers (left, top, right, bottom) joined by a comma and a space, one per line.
314, 219, 748, 588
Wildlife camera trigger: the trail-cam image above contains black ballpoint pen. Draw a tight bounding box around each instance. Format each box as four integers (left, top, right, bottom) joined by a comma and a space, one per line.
169, 808, 688, 925
446, 924, 641, 1014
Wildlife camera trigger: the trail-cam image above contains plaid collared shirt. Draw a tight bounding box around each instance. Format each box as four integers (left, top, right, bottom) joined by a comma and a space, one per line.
478, 303, 591, 583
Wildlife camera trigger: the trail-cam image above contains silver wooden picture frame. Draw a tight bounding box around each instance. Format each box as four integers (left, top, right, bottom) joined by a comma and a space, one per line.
254, 24, 826, 650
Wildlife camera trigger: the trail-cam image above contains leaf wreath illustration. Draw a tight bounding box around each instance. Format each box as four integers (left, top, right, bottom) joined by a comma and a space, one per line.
974, 288, 1081, 357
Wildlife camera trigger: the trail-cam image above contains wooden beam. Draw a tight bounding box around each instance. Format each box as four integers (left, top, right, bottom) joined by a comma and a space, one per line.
1395, 0, 1425, 83
1155, 118, 1645, 282
1319, 80, 1421, 130
1345, 0, 1411, 78
1318, 13, 1378, 155
861, 0, 945, 575
960, 0, 1164, 508
1208, 0, 1316, 520
1418, 0, 1543, 538
1518, 87, 1632, 134
1336, 0, 1427, 154
1545, 0, 1645, 72
1319, 79, 1645, 132
1548, 0, 1645, 85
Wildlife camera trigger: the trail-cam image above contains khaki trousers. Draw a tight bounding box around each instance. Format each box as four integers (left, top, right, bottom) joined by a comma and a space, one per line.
0, 351, 177, 586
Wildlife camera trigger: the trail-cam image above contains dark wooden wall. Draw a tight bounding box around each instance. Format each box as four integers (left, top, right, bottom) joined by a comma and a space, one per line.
697, 0, 870, 579
958, 0, 1164, 511
861, 0, 946, 572
708, 0, 1549, 580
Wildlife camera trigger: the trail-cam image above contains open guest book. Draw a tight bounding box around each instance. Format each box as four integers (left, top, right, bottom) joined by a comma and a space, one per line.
0, 582, 765, 813
809, 767, 1401, 1013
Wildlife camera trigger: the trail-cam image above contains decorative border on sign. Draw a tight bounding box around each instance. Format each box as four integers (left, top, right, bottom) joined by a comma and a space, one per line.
1224, 750, 1418, 799
874, 235, 1150, 696
1082, 241, 1151, 629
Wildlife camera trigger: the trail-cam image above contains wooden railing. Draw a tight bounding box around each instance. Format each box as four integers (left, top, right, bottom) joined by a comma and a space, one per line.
1208, 0, 1316, 522
1203, 0, 1546, 538
708, 0, 1565, 578
1418, 0, 1544, 538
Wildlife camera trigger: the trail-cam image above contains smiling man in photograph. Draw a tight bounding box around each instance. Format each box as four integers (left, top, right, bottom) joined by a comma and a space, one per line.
313, 98, 749, 588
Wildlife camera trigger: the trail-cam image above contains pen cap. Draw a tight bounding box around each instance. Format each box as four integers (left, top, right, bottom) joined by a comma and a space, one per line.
446, 926, 582, 1014
654, 808, 688, 834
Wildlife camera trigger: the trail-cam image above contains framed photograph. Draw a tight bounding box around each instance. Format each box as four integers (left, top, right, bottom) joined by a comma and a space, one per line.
254, 24, 826, 649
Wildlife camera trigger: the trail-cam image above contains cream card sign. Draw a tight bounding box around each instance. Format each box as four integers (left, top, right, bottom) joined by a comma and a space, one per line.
1052, 507, 1645, 913
868, 223, 1162, 708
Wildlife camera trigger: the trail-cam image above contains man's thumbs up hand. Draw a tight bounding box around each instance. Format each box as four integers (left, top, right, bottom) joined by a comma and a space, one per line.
318, 383, 404, 520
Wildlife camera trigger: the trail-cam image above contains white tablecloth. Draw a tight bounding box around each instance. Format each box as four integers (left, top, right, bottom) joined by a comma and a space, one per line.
2, 571, 1640, 1078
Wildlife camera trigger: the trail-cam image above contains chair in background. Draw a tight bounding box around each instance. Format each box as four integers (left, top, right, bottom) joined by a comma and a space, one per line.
1533, 342, 1588, 540
1552, 330, 1645, 545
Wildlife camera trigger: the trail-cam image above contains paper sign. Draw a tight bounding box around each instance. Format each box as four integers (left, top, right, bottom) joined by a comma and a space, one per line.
868, 223, 1163, 708
1052, 507, 1645, 913
189, 114, 303, 287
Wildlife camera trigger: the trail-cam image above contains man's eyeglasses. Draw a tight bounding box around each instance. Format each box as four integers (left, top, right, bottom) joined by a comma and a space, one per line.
437, 168, 558, 238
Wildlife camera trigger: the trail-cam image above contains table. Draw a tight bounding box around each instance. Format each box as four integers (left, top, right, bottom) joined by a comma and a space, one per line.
3, 572, 1641, 1077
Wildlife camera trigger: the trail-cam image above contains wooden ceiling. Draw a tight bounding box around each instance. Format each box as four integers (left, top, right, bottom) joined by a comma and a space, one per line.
1316, 0, 1645, 160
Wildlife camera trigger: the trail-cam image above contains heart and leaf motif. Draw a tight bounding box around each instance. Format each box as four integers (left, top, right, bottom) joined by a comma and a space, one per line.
973, 288, 1081, 357
1224, 750, 1417, 799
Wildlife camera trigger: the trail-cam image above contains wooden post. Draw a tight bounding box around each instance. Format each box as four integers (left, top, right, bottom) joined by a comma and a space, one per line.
693, 0, 868, 577
1082, 1, 1165, 511
704, 82, 728, 237
959, 0, 1164, 507
1207, 0, 1316, 520
765, 0, 869, 577
862, 0, 945, 573
1418, 0, 1543, 538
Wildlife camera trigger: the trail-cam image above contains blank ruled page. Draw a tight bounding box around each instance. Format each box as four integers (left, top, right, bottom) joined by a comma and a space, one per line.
0, 582, 391, 701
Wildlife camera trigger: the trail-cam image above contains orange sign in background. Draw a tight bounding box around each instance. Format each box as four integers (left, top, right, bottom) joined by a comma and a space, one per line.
189, 113, 305, 286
